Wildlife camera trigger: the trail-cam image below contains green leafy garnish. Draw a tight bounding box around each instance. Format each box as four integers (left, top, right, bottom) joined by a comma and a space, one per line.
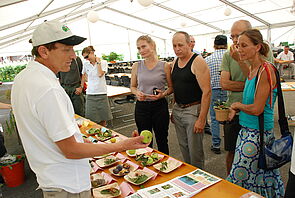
160, 162, 168, 171
104, 158, 116, 165
129, 175, 148, 184
100, 188, 120, 196
88, 128, 100, 135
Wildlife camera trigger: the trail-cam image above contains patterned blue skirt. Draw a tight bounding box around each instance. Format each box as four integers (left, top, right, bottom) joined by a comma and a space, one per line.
226, 126, 284, 198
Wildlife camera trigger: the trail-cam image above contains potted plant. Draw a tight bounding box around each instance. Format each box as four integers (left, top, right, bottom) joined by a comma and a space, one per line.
102, 52, 124, 63
0, 65, 26, 82
213, 100, 230, 122
0, 154, 25, 187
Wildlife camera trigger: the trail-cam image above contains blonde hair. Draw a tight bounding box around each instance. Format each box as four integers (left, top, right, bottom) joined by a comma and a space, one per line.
137, 35, 157, 54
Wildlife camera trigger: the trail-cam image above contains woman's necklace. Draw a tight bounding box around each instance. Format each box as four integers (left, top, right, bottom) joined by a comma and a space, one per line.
249, 63, 262, 78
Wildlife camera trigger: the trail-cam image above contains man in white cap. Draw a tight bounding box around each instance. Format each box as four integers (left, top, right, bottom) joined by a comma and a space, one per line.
11, 20, 148, 197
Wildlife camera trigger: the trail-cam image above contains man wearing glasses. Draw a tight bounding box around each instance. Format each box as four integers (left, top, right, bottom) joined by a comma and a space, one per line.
220, 20, 274, 175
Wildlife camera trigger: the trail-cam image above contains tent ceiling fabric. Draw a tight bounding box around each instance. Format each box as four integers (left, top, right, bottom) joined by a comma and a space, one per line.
0, 0, 294, 55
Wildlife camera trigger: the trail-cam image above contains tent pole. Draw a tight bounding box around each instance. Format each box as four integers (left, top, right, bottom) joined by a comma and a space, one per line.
87, 20, 92, 45
127, 29, 132, 61
267, 27, 271, 44
164, 39, 167, 58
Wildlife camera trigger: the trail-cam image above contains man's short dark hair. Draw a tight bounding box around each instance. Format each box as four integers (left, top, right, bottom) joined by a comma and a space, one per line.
31, 42, 57, 57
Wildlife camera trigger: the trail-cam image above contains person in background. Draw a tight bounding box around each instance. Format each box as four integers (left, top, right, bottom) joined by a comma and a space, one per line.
11, 20, 148, 197
205, 35, 228, 154
190, 35, 211, 135
130, 35, 173, 155
0, 102, 12, 184
189, 35, 201, 55
220, 20, 274, 175
227, 29, 284, 197
81, 46, 112, 127
274, 45, 295, 79
57, 56, 85, 116
171, 31, 211, 169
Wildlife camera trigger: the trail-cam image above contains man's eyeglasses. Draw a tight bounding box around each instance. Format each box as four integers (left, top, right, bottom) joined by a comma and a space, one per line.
83, 54, 90, 59
230, 35, 239, 40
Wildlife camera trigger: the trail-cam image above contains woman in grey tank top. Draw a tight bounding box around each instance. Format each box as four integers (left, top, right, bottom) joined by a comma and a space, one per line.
130, 35, 173, 154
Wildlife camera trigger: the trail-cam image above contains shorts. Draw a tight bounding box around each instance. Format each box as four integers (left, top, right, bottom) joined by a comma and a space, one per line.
224, 115, 241, 152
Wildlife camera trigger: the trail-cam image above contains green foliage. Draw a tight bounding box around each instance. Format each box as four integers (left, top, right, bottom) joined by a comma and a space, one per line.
213, 100, 229, 110
5, 111, 16, 135
102, 52, 124, 62
137, 52, 141, 60
0, 154, 25, 167
0, 64, 26, 82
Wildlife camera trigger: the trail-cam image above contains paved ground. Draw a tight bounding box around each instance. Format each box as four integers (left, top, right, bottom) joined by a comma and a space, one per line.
0, 79, 294, 198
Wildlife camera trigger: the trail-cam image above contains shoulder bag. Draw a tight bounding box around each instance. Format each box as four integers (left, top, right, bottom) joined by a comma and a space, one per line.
257, 63, 293, 170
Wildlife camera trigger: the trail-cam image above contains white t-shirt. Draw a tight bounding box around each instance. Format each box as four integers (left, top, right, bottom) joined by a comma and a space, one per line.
11, 61, 90, 193
82, 60, 108, 95
277, 51, 294, 65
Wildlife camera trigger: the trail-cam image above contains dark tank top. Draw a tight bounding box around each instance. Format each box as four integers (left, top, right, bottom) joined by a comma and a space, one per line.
171, 53, 202, 104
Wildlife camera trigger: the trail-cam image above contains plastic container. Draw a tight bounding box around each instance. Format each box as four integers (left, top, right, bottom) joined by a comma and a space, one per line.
0, 155, 25, 187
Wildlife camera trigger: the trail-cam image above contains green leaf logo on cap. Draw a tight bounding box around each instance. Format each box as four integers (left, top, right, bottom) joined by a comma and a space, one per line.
62, 25, 70, 32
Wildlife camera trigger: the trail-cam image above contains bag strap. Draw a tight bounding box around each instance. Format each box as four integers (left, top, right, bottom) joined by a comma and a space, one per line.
273, 64, 290, 136
257, 63, 290, 153
255, 66, 265, 157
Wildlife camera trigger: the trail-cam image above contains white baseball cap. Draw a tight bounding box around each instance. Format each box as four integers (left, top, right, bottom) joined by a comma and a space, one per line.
31, 20, 86, 47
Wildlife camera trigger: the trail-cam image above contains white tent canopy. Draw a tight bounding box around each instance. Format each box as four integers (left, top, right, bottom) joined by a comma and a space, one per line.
0, 0, 294, 60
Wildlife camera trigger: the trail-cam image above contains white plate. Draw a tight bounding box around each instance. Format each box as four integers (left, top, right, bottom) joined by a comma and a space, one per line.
109, 163, 135, 177
90, 173, 106, 188
124, 170, 153, 185
153, 159, 183, 173
95, 156, 118, 168
92, 182, 121, 198
126, 148, 149, 157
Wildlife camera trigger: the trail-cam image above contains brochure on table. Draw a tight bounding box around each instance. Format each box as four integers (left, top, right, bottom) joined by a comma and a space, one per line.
127, 169, 221, 198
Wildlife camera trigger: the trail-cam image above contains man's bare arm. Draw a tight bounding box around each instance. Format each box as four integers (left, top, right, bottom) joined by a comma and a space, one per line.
192, 56, 211, 133
56, 134, 148, 159
220, 71, 245, 92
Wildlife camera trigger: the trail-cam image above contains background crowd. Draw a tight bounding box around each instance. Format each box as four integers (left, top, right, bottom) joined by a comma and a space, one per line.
1, 18, 294, 198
